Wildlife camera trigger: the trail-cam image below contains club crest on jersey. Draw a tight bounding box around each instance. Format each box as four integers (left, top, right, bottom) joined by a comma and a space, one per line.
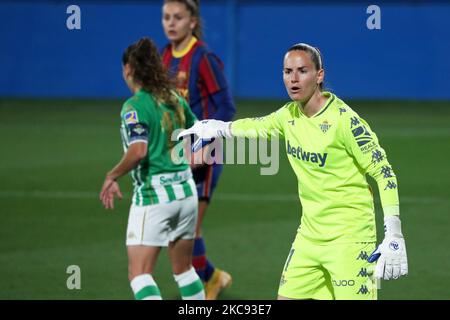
175, 71, 189, 100
124, 111, 138, 125
132, 124, 146, 135
319, 120, 332, 133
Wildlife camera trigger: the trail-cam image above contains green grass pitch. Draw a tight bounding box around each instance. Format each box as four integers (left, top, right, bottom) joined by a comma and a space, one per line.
0, 98, 449, 299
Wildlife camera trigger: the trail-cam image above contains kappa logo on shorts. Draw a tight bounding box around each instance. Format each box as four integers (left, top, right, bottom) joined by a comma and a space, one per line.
357, 251, 369, 260
127, 232, 137, 240
357, 268, 370, 277
357, 285, 370, 295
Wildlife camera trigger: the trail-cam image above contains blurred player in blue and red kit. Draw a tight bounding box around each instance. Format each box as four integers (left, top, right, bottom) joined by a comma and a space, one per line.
161, 0, 236, 300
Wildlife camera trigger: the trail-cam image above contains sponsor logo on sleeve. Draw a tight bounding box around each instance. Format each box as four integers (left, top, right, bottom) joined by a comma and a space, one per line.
349, 116, 378, 153
124, 111, 138, 124
352, 125, 373, 146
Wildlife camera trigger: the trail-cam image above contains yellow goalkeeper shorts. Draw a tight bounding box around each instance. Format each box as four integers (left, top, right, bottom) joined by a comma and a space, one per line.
278, 237, 377, 300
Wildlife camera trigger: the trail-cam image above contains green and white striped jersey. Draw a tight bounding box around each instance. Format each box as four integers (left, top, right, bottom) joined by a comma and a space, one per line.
120, 89, 197, 206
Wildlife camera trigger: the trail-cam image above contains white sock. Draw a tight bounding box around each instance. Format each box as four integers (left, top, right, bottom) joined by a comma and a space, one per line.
174, 267, 205, 300
130, 274, 162, 300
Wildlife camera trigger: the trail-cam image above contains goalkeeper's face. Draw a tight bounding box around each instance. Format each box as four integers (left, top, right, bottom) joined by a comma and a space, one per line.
162, 2, 197, 44
283, 50, 324, 102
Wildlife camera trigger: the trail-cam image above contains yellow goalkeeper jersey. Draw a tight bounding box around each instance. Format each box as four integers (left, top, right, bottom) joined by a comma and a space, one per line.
231, 92, 399, 244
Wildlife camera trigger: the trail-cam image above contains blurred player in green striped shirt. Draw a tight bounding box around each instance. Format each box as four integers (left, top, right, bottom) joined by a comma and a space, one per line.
178, 43, 408, 300
100, 37, 204, 300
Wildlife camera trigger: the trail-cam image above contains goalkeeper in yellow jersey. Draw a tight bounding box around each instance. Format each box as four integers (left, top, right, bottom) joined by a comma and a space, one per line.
177, 43, 409, 300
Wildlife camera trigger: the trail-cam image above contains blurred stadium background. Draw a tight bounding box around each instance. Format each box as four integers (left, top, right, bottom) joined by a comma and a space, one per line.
0, 0, 449, 299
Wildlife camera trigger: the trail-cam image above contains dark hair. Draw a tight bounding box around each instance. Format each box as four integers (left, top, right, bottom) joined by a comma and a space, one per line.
164, 0, 203, 39
122, 37, 185, 147
287, 43, 324, 90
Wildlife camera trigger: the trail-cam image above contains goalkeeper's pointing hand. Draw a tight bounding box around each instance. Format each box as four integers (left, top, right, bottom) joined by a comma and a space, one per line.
177, 120, 233, 152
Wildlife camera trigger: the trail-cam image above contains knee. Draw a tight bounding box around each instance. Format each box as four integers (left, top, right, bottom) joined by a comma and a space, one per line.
128, 262, 153, 282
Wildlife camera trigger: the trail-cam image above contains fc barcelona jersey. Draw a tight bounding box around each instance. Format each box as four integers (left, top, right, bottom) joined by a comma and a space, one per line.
162, 37, 232, 121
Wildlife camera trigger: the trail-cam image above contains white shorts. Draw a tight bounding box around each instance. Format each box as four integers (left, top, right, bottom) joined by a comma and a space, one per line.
126, 196, 198, 247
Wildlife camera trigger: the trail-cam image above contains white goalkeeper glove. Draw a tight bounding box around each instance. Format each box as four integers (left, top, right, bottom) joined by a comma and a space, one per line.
368, 215, 408, 280
177, 119, 233, 152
